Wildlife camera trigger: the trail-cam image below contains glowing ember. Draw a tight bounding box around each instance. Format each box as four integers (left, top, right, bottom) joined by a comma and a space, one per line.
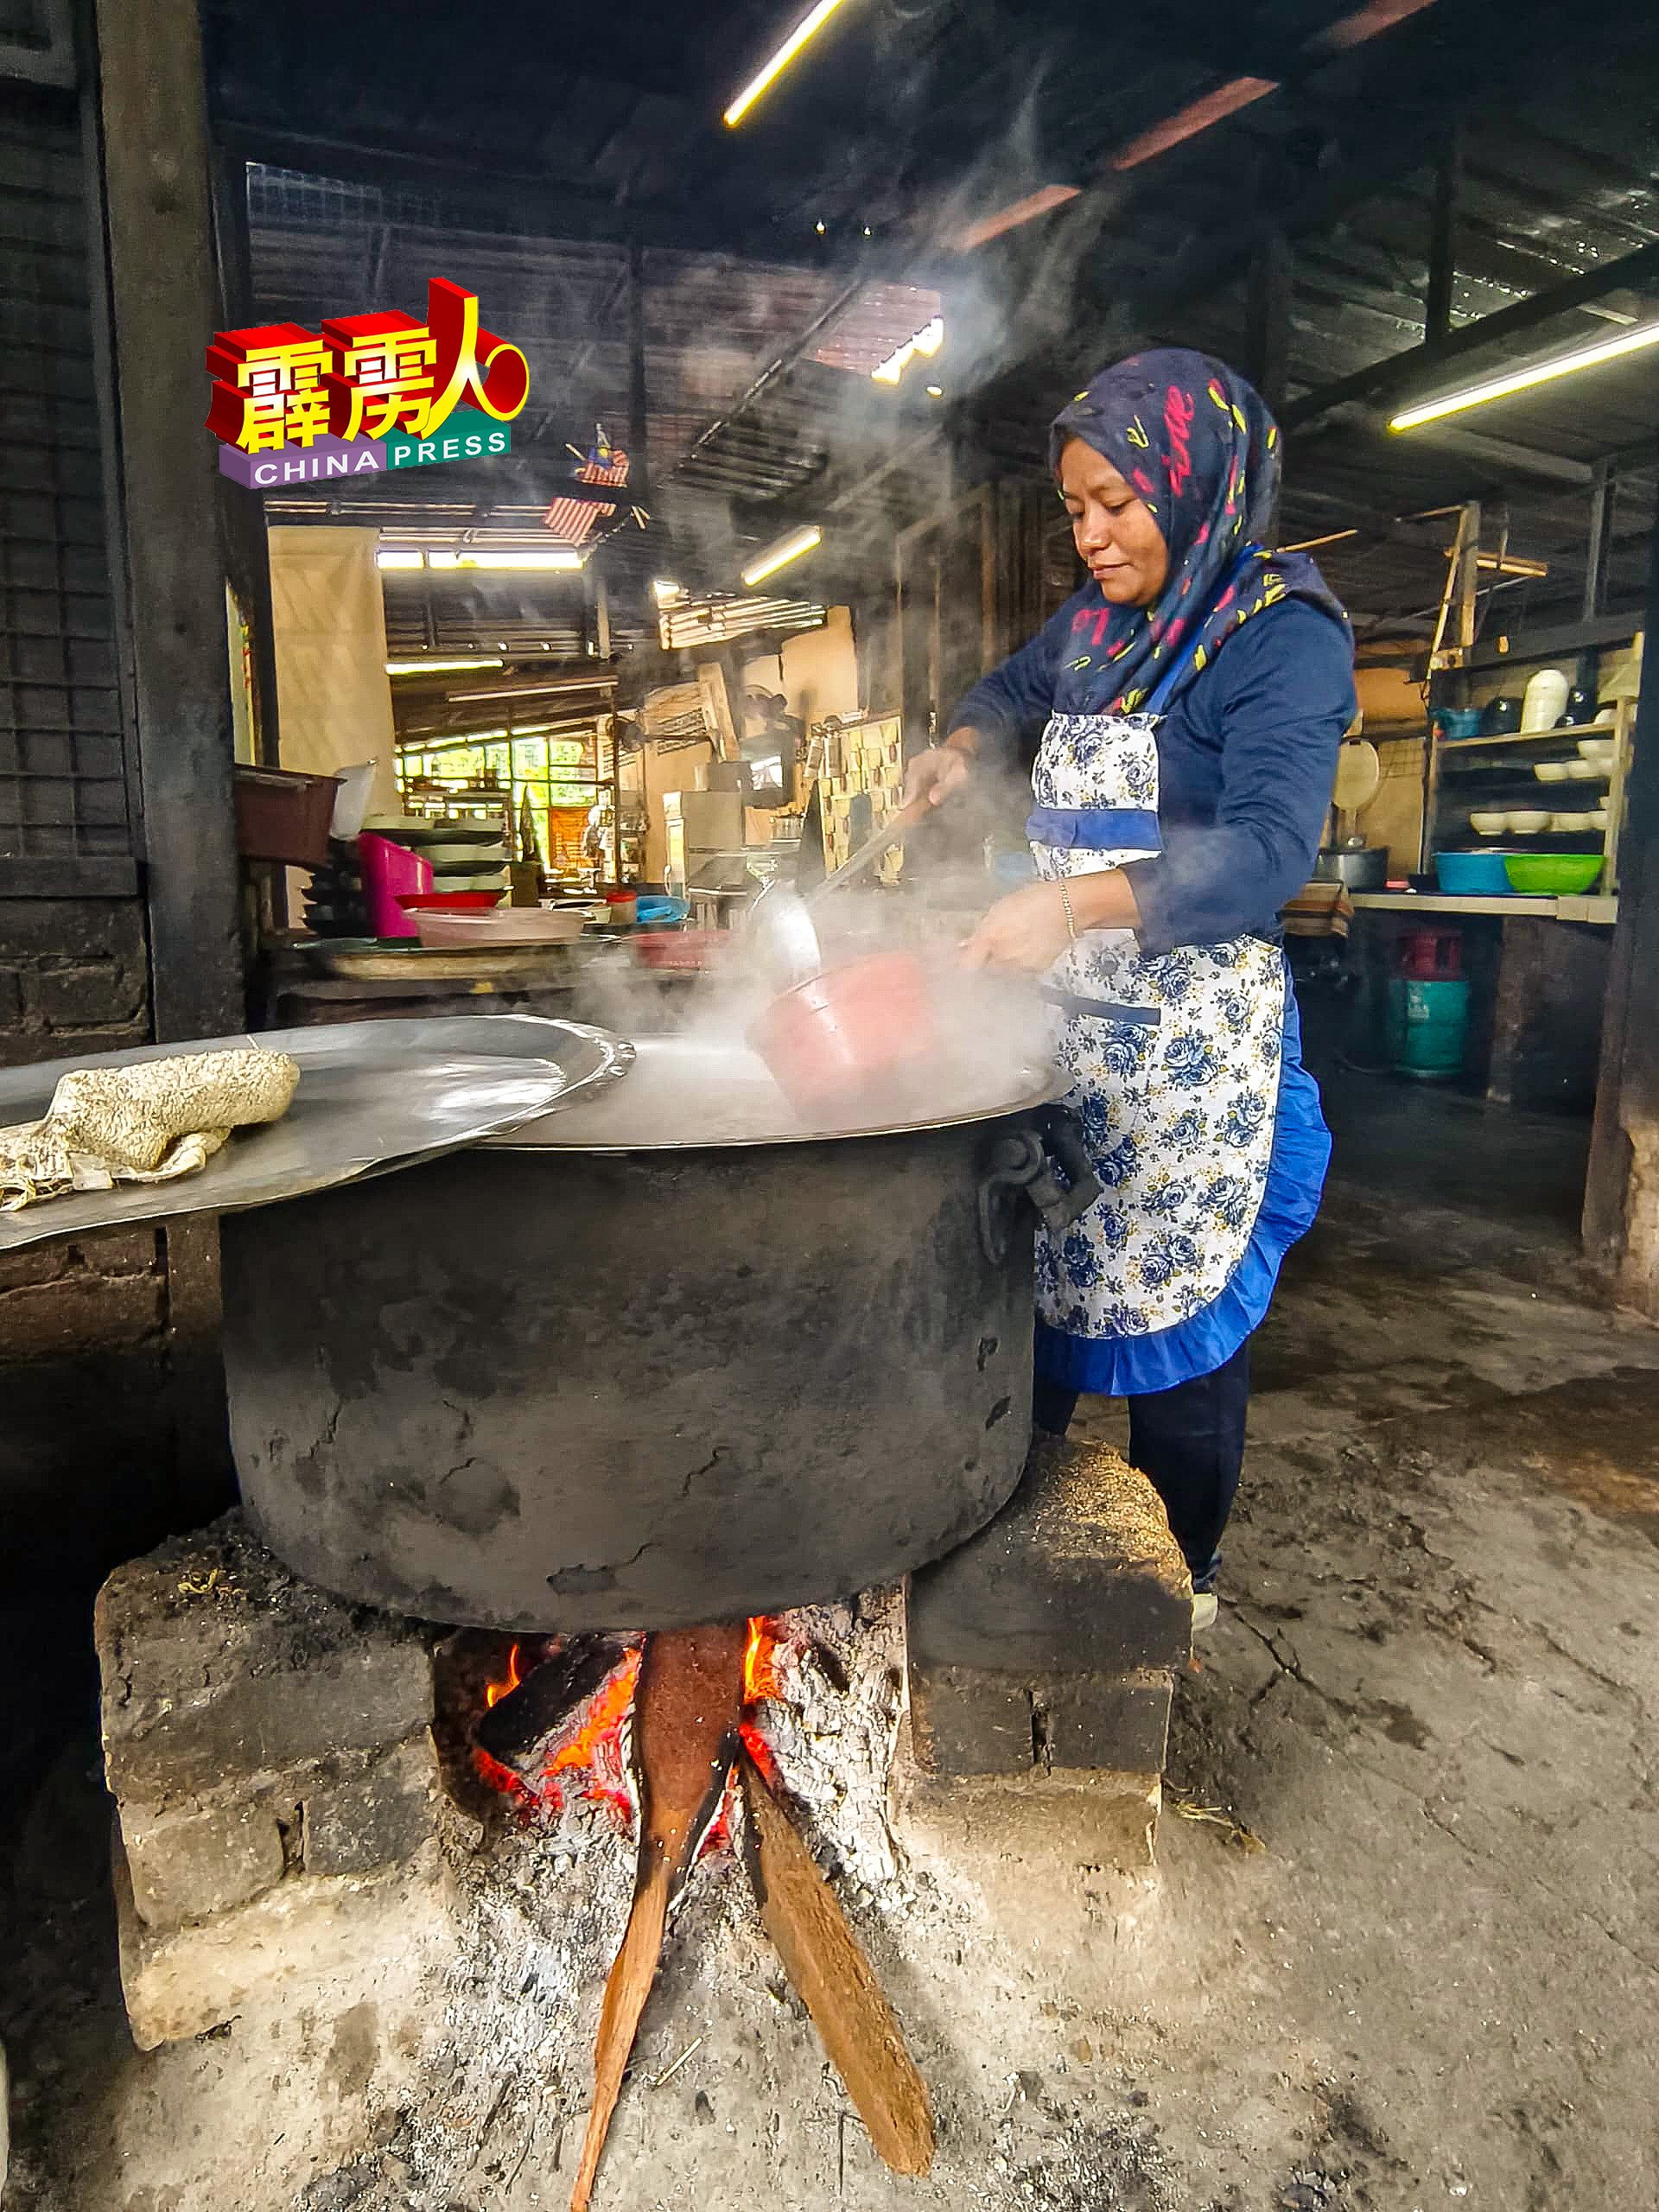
542, 1647, 642, 1820
484, 1639, 525, 1709
743, 1615, 787, 1706
473, 1643, 643, 1828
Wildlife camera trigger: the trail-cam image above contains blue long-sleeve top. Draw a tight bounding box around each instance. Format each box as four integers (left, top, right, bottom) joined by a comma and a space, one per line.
948, 589, 1357, 956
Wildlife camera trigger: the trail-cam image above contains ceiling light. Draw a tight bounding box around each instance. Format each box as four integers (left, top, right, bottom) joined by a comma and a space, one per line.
449, 675, 618, 702
956, 184, 1081, 252
652, 578, 686, 604
724, 0, 854, 127
1390, 318, 1659, 430
814, 219, 826, 235
873, 315, 945, 385
741, 524, 823, 588
925, 385, 944, 398
375, 548, 424, 569
385, 656, 506, 675
427, 548, 587, 571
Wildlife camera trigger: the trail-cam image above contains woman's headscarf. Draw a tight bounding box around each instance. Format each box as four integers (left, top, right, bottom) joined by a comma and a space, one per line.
1048, 348, 1348, 716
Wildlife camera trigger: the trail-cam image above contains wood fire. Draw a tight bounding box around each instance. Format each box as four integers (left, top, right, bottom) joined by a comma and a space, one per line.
470, 1614, 935, 2210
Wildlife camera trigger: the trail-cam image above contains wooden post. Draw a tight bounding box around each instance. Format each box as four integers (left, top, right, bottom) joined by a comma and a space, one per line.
92, 0, 242, 1041
1583, 512, 1659, 1305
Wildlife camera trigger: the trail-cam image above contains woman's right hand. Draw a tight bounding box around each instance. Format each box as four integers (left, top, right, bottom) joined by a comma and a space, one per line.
903, 735, 976, 811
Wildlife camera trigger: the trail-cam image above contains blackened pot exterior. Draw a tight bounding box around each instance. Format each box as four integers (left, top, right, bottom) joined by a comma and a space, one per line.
219, 1118, 1036, 1631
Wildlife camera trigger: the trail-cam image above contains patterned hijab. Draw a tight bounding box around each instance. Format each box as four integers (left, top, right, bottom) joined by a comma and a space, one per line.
1049, 348, 1348, 716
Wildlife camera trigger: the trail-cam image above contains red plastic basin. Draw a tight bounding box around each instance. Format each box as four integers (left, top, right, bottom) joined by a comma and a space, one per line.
750, 950, 938, 1113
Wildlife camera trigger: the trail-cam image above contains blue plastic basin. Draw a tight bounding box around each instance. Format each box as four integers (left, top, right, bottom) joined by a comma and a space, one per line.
1435, 849, 1516, 895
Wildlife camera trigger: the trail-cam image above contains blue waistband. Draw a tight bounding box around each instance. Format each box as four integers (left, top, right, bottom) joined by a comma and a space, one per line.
1027, 806, 1162, 853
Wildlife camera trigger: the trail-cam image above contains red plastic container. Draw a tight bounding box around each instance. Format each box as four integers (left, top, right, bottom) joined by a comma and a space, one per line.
750, 950, 938, 1112
1398, 927, 1463, 981
396, 892, 506, 912
232, 766, 340, 868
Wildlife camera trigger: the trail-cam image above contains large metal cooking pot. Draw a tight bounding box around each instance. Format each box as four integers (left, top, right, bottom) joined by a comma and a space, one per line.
219, 1035, 1093, 1633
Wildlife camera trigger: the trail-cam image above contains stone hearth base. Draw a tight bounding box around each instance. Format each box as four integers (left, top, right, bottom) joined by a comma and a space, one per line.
94, 1514, 453, 2049
904, 1438, 1191, 1863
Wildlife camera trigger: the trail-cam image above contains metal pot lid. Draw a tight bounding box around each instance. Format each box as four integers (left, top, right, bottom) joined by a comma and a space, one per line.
489, 1033, 1059, 1153
0, 1014, 632, 1251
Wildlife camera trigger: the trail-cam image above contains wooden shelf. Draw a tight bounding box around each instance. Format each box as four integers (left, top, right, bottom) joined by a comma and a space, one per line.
1440, 723, 1621, 750
1351, 891, 1618, 925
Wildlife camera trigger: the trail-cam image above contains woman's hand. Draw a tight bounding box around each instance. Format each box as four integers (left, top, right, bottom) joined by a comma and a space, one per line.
960, 881, 1074, 973
902, 734, 976, 811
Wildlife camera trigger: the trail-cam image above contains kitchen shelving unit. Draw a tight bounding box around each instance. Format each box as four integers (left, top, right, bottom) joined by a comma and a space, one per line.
1423, 615, 1642, 893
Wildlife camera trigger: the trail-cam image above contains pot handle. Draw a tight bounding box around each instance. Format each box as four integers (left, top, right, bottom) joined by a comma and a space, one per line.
976, 1108, 1103, 1265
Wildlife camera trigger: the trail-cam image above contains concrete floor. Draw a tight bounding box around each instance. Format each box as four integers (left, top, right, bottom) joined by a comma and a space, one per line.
3, 1077, 1657, 2210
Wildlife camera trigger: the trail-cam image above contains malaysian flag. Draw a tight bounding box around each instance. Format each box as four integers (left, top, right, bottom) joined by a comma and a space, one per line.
543, 425, 630, 544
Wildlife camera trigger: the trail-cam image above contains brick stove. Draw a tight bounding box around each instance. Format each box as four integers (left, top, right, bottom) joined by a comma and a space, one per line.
92, 1435, 1191, 2199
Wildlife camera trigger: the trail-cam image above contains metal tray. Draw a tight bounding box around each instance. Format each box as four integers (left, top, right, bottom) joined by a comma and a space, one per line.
0, 1014, 632, 1251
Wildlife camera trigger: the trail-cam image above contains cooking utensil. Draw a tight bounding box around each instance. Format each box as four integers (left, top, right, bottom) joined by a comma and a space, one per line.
746, 797, 930, 991
1313, 843, 1388, 891
1479, 695, 1522, 735
750, 950, 939, 1114
1332, 737, 1381, 815
0, 1016, 631, 1253
1469, 811, 1509, 836
220, 1033, 1082, 1632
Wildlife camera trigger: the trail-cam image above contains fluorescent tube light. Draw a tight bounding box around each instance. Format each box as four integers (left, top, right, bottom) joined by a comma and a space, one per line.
724, 0, 853, 127
741, 524, 823, 588
449, 675, 618, 702
428, 548, 587, 571
375, 548, 425, 569
385, 656, 505, 676
1391, 318, 1659, 430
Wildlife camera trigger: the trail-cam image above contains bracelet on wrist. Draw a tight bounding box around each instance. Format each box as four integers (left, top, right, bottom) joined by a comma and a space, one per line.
1058, 876, 1077, 941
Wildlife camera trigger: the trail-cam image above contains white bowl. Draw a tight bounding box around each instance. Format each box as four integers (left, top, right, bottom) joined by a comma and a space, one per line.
1565, 759, 1602, 780
1576, 739, 1616, 770
1534, 761, 1571, 783
1594, 707, 1616, 726
1469, 810, 1510, 835
1548, 812, 1590, 833
1506, 811, 1552, 835
1589, 808, 1610, 831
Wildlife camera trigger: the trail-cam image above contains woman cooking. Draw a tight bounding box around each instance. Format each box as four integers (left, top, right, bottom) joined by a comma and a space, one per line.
906, 349, 1355, 1628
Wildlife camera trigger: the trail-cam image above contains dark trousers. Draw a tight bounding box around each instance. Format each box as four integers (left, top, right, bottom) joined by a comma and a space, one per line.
1031, 1342, 1251, 1590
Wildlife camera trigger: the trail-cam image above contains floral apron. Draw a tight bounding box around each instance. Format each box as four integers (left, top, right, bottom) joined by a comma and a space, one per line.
1028, 674, 1289, 1364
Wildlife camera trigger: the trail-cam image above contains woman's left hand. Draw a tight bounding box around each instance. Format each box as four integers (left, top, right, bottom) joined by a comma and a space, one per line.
960, 881, 1073, 973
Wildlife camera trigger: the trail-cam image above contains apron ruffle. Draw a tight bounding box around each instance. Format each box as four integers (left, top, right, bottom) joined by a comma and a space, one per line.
1035, 988, 1329, 1395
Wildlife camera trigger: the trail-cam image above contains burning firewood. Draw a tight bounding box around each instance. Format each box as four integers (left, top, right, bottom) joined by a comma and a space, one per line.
740, 1749, 935, 2177
569, 1621, 747, 2212
474, 1635, 627, 1772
